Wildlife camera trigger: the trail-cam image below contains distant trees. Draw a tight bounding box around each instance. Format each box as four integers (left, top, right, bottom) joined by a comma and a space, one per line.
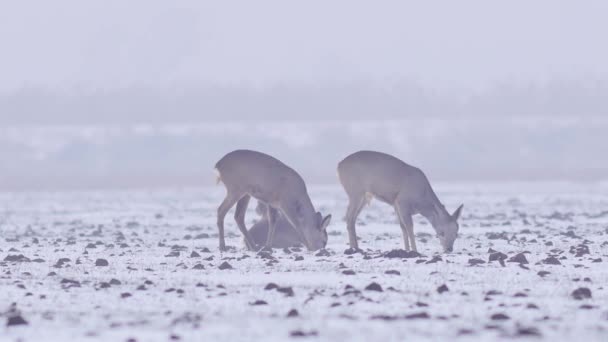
0, 79, 606, 124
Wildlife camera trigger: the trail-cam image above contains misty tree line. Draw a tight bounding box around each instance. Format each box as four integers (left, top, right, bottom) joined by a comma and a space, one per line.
0, 79, 606, 124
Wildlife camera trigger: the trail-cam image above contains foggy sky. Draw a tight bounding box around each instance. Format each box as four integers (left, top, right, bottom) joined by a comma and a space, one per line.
2, 1, 608, 93
1, 2, 607, 189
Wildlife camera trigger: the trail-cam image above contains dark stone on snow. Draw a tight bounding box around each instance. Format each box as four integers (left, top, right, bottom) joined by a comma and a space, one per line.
383, 249, 422, 259
277, 287, 295, 297
344, 248, 362, 255
290, 330, 318, 337
365, 282, 383, 292
437, 284, 449, 294
218, 262, 233, 270
515, 326, 542, 337
571, 287, 592, 300
426, 256, 442, 264
4, 255, 30, 262
537, 271, 551, 277
507, 253, 529, 264
265, 283, 279, 290
489, 252, 508, 263
491, 313, 510, 320
315, 249, 330, 257
95, 259, 109, 266
542, 257, 561, 265
468, 258, 485, 266
6, 315, 28, 326
405, 312, 430, 319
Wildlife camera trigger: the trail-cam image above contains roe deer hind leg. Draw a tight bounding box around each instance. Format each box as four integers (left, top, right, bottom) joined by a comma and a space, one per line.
234, 195, 257, 251
265, 205, 280, 249
345, 194, 367, 250
394, 205, 410, 251
407, 220, 417, 251
217, 194, 240, 251
395, 204, 416, 252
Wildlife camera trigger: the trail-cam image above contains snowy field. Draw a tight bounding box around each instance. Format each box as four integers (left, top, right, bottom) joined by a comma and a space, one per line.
1, 183, 607, 341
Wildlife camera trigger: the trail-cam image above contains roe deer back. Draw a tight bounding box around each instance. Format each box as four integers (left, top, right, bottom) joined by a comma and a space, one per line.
248, 201, 305, 248
215, 149, 331, 251
337, 150, 463, 253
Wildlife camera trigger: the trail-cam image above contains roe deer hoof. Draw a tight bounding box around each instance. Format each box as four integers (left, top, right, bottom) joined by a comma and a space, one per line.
259, 246, 273, 254
344, 247, 363, 255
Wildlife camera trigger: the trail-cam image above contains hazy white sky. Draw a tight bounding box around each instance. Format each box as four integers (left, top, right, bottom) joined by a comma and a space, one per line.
1, 1, 607, 92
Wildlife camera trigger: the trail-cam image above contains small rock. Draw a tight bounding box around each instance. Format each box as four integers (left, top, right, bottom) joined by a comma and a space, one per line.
277, 287, 295, 297
265, 283, 279, 290
218, 262, 233, 270
315, 249, 330, 257
95, 259, 109, 267
290, 330, 318, 337
571, 287, 592, 300
364, 282, 383, 292
426, 256, 442, 264
287, 309, 299, 317
542, 256, 561, 265
4, 255, 30, 262
516, 326, 542, 337
385, 270, 400, 275
6, 315, 28, 326
384, 249, 422, 259
344, 248, 361, 255
537, 271, 551, 277
405, 312, 430, 319
437, 284, 449, 294
489, 252, 508, 265
491, 313, 510, 320
250, 300, 267, 306
507, 253, 529, 264
468, 258, 485, 266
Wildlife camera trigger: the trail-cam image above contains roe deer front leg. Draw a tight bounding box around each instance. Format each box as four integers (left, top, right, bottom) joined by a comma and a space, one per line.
234, 195, 257, 251
345, 195, 367, 250
394, 205, 410, 251
265, 206, 279, 249
217, 194, 239, 251
395, 204, 416, 251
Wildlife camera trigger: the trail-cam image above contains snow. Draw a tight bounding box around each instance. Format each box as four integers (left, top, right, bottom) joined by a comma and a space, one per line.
1, 183, 607, 341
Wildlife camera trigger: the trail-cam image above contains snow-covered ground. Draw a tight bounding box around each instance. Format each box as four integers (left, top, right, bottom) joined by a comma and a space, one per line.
1, 183, 607, 341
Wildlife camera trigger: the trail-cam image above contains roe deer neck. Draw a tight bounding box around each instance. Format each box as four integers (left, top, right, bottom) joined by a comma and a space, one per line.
417, 190, 451, 233
283, 195, 315, 228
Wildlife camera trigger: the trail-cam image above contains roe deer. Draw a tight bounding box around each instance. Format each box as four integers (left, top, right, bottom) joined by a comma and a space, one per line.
248, 201, 305, 248
215, 149, 331, 251
337, 151, 463, 253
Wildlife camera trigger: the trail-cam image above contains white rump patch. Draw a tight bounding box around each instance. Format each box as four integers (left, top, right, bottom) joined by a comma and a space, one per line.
214, 168, 222, 185
365, 192, 374, 206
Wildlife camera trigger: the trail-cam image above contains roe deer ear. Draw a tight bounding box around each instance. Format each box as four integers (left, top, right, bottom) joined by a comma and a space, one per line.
320, 214, 332, 231
452, 204, 464, 221
316, 212, 322, 223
